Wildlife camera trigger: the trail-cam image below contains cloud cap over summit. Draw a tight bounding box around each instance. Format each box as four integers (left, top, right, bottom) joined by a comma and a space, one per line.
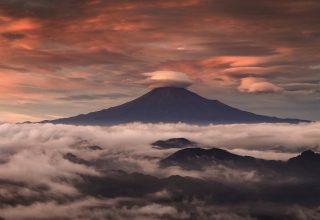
142, 71, 193, 88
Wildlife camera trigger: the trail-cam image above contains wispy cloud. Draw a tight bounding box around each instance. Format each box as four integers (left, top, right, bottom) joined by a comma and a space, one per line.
0, 0, 319, 120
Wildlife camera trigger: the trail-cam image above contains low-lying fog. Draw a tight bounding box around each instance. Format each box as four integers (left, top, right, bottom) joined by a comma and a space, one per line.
0, 122, 319, 220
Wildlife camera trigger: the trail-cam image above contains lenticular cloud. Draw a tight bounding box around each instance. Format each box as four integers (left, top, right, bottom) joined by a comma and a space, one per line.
142, 70, 193, 88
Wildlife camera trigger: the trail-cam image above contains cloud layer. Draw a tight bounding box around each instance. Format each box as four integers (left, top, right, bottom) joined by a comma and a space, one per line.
0, 122, 319, 219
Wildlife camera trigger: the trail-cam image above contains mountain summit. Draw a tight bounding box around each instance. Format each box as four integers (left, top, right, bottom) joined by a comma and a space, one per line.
45, 87, 308, 125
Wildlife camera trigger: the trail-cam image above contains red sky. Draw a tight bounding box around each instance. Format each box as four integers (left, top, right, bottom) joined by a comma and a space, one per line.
0, 0, 319, 122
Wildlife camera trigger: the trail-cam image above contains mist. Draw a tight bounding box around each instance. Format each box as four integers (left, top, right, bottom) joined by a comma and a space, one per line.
0, 122, 319, 219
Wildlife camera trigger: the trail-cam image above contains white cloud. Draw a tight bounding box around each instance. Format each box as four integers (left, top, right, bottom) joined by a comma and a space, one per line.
0, 122, 318, 219
238, 77, 283, 93
141, 70, 192, 88
0, 121, 318, 185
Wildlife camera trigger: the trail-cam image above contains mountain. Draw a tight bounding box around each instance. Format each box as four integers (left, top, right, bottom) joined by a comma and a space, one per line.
44, 87, 308, 125
287, 150, 320, 172
159, 147, 263, 169
159, 145, 320, 176
151, 138, 196, 149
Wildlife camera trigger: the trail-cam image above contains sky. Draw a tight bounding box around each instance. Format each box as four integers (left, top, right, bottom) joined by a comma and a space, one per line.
0, 0, 319, 122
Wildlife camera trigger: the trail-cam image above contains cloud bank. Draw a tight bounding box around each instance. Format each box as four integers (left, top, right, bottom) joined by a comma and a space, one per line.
0, 122, 319, 219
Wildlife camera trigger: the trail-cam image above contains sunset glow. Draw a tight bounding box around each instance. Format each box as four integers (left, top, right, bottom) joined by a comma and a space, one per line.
0, 2, 319, 219
0, 0, 319, 121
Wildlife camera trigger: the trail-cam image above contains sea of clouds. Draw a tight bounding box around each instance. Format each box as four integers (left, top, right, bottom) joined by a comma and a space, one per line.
0, 122, 319, 219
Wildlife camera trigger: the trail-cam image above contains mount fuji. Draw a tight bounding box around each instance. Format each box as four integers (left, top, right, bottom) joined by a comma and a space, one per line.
44, 87, 308, 125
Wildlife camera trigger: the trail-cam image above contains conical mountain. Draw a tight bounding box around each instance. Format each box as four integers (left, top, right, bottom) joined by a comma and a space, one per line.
46, 87, 308, 125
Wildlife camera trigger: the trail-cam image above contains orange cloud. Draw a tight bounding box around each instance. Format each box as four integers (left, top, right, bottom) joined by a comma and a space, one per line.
0, 18, 39, 32
0, 0, 319, 121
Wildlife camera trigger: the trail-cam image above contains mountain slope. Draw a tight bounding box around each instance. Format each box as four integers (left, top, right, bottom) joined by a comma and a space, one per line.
151, 138, 197, 149
159, 147, 259, 169
45, 87, 308, 125
159, 146, 320, 176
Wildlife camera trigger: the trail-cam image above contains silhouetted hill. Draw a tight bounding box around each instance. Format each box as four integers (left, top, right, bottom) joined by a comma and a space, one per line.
288, 150, 320, 164
159, 144, 320, 176
151, 138, 196, 149
44, 87, 308, 125
159, 147, 266, 169
287, 150, 320, 173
